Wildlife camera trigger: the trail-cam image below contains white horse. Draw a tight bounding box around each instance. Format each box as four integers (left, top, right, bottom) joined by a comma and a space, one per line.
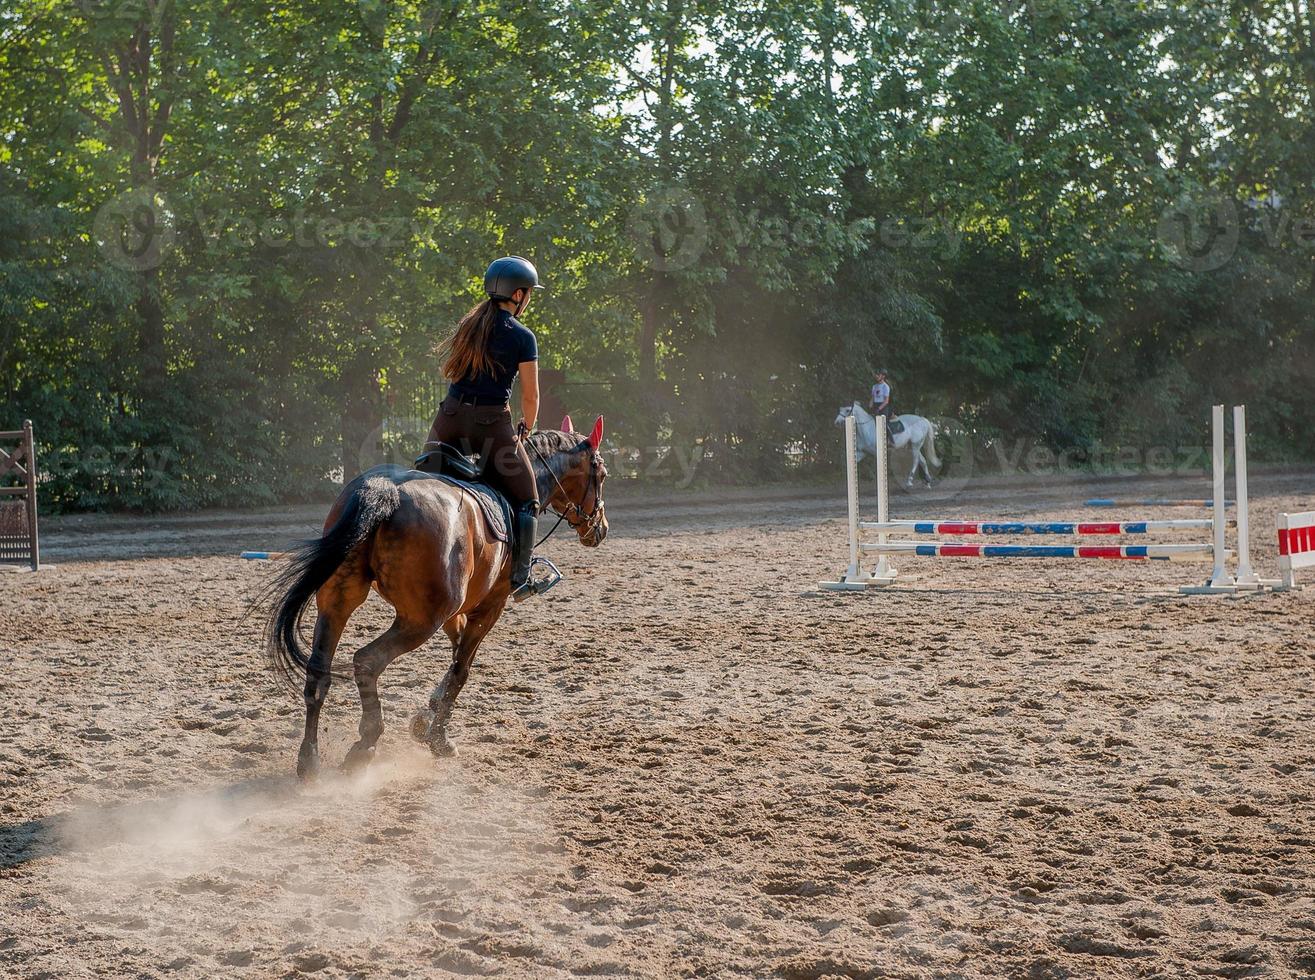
835, 402, 941, 487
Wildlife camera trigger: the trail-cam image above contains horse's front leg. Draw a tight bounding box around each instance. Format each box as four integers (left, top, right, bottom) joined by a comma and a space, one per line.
420, 602, 505, 758
408, 615, 464, 742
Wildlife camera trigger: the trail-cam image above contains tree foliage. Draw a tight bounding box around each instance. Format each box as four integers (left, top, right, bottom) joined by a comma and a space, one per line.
2, 0, 1312, 509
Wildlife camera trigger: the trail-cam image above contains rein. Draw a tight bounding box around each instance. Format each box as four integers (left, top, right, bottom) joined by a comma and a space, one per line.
525, 436, 605, 547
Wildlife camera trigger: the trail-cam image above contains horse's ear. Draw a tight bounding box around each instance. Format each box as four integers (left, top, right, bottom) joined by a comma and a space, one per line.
560, 414, 573, 433
587, 416, 604, 450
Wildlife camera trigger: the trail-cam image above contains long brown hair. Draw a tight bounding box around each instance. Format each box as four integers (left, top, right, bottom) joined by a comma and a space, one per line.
438, 299, 499, 381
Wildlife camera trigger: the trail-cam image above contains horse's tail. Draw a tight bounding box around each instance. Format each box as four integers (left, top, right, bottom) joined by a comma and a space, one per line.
265, 474, 402, 687
924, 421, 942, 468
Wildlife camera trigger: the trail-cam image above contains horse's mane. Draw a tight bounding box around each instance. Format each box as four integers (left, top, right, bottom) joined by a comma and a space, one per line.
527, 429, 590, 482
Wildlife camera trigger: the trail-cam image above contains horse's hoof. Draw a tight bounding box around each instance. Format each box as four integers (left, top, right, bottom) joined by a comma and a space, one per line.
428, 736, 457, 759
297, 746, 320, 782
409, 708, 434, 743
340, 743, 375, 773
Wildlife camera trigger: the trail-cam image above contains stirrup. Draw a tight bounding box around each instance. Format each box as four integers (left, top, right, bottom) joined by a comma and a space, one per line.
511, 556, 563, 602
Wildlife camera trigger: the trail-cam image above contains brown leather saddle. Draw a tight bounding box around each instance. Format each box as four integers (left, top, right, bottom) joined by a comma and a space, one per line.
414, 441, 483, 481
411, 442, 511, 542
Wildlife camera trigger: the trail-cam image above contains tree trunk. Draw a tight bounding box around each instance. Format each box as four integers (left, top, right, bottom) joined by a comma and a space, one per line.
137, 265, 166, 393
637, 278, 665, 466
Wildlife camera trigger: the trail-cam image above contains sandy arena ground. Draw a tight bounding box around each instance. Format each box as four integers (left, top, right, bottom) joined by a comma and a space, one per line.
2, 470, 1314, 978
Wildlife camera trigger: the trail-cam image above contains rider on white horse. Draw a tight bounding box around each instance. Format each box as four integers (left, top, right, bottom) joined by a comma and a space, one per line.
836, 400, 942, 488
869, 369, 893, 431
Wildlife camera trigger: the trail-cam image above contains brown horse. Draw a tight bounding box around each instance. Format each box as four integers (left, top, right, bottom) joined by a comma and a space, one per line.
266, 419, 607, 778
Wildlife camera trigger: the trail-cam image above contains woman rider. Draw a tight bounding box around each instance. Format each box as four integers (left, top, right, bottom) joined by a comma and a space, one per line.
430, 256, 545, 602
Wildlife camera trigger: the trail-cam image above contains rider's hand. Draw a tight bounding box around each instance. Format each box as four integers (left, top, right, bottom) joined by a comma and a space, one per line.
517, 421, 530, 440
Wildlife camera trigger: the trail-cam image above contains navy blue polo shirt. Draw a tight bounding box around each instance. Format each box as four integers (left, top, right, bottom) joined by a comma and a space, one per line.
448, 308, 538, 404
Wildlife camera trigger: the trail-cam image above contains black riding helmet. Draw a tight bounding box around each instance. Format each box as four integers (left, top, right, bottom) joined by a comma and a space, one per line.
484, 256, 544, 301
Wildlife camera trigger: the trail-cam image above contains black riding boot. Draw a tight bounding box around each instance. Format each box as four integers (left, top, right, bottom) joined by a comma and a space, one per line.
509, 501, 539, 602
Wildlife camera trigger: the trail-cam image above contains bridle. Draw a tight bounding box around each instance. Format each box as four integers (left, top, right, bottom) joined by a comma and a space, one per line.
526, 437, 606, 546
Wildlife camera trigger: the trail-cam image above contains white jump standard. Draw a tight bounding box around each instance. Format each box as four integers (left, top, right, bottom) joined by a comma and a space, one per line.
822, 410, 897, 589
820, 405, 1263, 595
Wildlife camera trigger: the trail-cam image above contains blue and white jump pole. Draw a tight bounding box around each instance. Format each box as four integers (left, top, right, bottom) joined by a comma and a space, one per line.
820, 405, 1268, 595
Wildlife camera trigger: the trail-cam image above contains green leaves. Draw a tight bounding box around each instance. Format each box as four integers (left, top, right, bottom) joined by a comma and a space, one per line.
2, 0, 1313, 509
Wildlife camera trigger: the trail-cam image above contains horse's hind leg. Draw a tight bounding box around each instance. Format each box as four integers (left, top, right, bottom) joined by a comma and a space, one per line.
298, 615, 341, 780
917, 444, 934, 486
341, 616, 439, 772
299, 573, 370, 780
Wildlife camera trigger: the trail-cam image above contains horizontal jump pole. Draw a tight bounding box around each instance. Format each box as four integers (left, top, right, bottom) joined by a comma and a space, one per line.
861, 519, 1218, 535
859, 542, 1216, 560
1085, 498, 1230, 508
240, 551, 289, 560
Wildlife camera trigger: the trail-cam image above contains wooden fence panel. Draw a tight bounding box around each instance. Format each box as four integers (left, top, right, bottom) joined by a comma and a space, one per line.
0, 421, 39, 570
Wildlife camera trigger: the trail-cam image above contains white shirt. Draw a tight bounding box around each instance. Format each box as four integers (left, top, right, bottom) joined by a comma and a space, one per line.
871, 381, 890, 405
